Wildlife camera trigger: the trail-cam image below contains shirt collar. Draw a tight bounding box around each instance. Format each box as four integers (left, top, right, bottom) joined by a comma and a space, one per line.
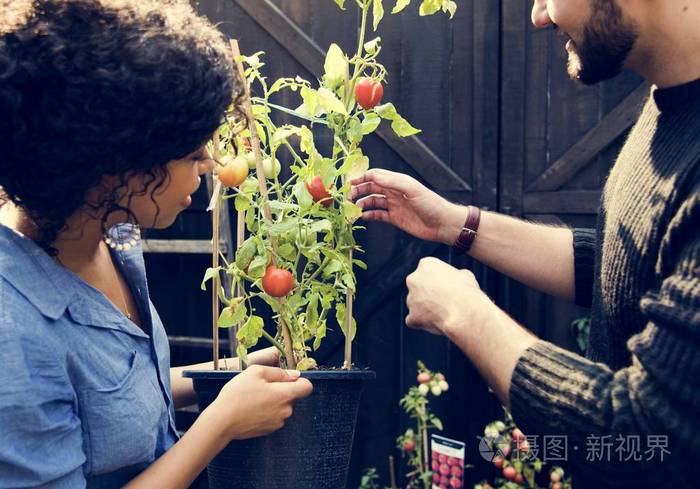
0, 223, 76, 320
0, 224, 149, 339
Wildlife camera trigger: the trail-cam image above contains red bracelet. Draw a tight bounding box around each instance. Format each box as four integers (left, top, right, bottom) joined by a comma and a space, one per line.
452, 205, 481, 254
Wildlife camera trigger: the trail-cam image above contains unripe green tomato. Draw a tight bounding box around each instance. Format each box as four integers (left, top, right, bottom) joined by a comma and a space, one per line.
439, 380, 449, 391
418, 383, 429, 396
494, 421, 507, 432
244, 152, 257, 169
262, 157, 281, 178
431, 385, 442, 396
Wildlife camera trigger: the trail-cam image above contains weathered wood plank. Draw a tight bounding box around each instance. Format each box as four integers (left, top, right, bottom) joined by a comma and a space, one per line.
523, 190, 602, 214
142, 239, 228, 254
500, 0, 528, 216
233, 0, 470, 191
527, 82, 649, 192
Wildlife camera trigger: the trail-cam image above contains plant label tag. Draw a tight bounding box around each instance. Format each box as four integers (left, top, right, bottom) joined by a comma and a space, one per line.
431, 434, 466, 489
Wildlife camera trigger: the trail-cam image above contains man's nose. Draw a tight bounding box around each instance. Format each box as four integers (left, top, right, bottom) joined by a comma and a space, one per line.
531, 0, 553, 28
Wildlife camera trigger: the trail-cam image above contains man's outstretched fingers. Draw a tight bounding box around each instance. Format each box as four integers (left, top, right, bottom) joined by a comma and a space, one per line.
356, 194, 389, 211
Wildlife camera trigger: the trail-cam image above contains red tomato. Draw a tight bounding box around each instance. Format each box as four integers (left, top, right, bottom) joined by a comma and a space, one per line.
432, 460, 440, 472
449, 477, 462, 488
512, 428, 525, 443
432, 473, 441, 484
403, 439, 415, 452
552, 483, 562, 489
492, 456, 504, 469
218, 155, 249, 188
438, 454, 447, 464
417, 372, 431, 384
514, 473, 524, 484
503, 467, 517, 481
450, 465, 462, 477
439, 464, 450, 476
262, 266, 294, 297
354, 77, 384, 110
305, 176, 332, 207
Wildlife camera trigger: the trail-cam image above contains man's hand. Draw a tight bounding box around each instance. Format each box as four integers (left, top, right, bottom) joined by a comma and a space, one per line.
351, 169, 467, 245
405, 257, 491, 336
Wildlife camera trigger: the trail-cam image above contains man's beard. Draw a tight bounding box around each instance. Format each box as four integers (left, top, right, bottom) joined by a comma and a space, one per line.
567, 0, 638, 85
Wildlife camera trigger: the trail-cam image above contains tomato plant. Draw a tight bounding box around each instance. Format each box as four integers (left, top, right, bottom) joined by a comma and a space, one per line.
205, 0, 458, 371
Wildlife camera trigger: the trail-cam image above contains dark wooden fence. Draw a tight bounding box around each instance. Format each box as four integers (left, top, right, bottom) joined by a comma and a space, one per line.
144, 1, 645, 486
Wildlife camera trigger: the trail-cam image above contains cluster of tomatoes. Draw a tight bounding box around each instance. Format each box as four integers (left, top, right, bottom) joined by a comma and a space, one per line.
217, 151, 281, 189
416, 370, 449, 397
432, 452, 463, 489
478, 422, 572, 489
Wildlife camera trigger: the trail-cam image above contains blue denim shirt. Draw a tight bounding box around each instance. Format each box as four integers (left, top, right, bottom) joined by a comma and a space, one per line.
0, 224, 179, 488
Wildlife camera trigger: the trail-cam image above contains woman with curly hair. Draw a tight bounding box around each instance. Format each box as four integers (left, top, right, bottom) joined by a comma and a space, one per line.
0, 1, 312, 487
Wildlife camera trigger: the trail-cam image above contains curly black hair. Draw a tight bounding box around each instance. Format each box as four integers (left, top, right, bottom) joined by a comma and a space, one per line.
0, 0, 239, 252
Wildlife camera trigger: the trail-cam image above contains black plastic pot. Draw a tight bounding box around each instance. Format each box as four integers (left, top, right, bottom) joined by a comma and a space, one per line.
183, 369, 375, 489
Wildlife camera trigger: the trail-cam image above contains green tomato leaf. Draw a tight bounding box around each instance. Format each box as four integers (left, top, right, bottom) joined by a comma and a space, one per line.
277, 243, 297, 261
248, 255, 269, 279
218, 302, 247, 328
317, 87, 348, 115
331, 0, 346, 9
392, 0, 411, 14
236, 344, 248, 364
313, 320, 326, 350
323, 43, 348, 89
419, 0, 441, 16
336, 302, 357, 341
236, 315, 265, 348
361, 112, 381, 135
374, 102, 422, 137
300, 87, 320, 118
372, 0, 385, 31
341, 201, 363, 223
200, 267, 221, 291
297, 357, 318, 371
363, 37, 381, 55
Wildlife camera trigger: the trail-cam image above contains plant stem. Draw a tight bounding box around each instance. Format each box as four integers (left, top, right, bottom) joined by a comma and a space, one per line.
261, 329, 286, 358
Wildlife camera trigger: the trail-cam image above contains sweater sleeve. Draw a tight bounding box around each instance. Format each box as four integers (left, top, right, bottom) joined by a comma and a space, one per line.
509, 200, 700, 488
572, 228, 596, 307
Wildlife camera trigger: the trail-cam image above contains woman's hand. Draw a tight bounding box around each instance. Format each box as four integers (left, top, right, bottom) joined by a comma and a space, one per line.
350, 169, 467, 245
208, 365, 313, 442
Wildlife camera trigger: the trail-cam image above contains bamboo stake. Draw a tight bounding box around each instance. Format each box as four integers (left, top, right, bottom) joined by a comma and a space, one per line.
211, 130, 222, 371
234, 208, 247, 370
388, 456, 398, 489
343, 248, 353, 369
229, 39, 296, 369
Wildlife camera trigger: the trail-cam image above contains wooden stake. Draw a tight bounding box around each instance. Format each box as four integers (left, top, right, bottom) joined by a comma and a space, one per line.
343, 248, 353, 369
229, 39, 296, 369
234, 208, 247, 370
211, 130, 222, 371
388, 456, 398, 489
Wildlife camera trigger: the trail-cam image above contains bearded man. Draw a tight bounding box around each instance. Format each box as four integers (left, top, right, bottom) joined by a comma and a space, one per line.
351, 1, 700, 486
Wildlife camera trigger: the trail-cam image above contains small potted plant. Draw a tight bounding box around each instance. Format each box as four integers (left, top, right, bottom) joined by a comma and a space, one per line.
185, 1, 457, 488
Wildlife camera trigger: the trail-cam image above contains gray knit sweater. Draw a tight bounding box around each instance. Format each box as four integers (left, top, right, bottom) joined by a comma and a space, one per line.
509, 80, 700, 488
